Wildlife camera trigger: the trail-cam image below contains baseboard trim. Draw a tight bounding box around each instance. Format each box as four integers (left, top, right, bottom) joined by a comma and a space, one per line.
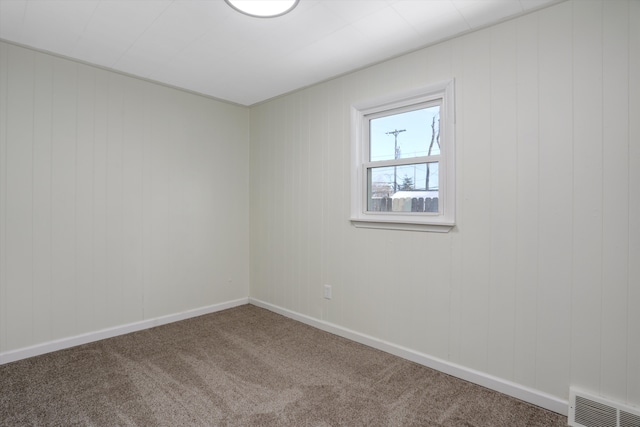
0, 297, 249, 365
249, 297, 568, 416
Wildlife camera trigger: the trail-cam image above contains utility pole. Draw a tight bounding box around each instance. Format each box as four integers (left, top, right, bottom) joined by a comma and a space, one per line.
386, 129, 405, 192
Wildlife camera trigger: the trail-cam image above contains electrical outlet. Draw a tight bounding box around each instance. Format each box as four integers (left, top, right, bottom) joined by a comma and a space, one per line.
323, 284, 332, 299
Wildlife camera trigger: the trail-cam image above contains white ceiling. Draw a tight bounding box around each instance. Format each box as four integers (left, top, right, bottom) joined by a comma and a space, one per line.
0, 0, 561, 106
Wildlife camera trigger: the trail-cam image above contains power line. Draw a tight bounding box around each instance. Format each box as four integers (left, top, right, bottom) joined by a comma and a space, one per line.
385, 129, 405, 192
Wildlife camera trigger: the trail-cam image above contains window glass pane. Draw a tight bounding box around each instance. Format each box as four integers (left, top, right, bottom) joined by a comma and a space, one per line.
367, 162, 439, 212
369, 105, 440, 162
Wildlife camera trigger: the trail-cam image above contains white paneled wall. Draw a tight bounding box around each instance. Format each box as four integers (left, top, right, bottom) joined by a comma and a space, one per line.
249, 0, 639, 408
0, 41, 250, 355
1, 0, 637, 416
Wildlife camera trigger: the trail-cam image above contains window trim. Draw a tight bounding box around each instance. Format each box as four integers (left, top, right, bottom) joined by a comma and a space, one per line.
350, 80, 455, 232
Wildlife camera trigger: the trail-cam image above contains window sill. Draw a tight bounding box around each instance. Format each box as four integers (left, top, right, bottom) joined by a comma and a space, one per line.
350, 218, 454, 233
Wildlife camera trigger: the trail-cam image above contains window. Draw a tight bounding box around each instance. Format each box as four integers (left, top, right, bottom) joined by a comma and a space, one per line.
350, 80, 455, 232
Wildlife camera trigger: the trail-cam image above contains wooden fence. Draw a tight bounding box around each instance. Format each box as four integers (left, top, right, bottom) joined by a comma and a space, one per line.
370, 197, 439, 213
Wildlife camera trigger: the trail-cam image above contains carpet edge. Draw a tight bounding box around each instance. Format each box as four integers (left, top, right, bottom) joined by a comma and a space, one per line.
0, 297, 249, 365
248, 297, 569, 417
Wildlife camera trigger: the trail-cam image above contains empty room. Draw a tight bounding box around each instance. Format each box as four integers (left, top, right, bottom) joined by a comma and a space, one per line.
1, 0, 638, 425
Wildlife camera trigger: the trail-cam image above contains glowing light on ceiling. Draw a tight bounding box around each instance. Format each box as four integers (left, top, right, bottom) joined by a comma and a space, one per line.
225, 0, 299, 18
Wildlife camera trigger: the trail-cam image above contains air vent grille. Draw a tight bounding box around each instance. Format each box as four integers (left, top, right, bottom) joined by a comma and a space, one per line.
620, 410, 640, 427
570, 388, 640, 427
574, 395, 617, 427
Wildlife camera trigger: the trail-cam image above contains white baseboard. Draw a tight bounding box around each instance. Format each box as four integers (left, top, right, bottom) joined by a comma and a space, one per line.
0, 297, 249, 365
2, 296, 568, 416
249, 297, 568, 416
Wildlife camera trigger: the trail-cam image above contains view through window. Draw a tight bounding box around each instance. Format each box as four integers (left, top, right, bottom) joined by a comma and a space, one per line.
366, 103, 441, 213
350, 80, 455, 231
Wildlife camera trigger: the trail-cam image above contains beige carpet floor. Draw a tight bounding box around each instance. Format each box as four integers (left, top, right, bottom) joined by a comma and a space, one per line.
1, 304, 568, 426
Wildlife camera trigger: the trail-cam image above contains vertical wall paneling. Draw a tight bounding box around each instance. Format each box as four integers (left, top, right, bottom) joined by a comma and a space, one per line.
627, 0, 640, 406
418, 232, 450, 359
264, 100, 275, 307
421, 41, 453, 88
457, 27, 492, 372
50, 56, 78, 339
249, 105, 264, 302
259, 102, 273, 306
167, 93, 188, 313
270, 100, 283, 307
307, 87, 324, 322
600, 0, 630, 403
419, 41, 455, 359
269, 99, 285, 309
32, 53, 54, 345
447, 37, 465, 365
92, 68, 109, 330
143, 84, 171, 319
381, 231, 407, 345
288, 97, 299, 311
513, 11, 540, 389
357, 230, 389, 339
75, 63, 96, 334
105, 72, 125, 326
121, 77, 144, 324
248, 0, 638, 409
166, 93, 183, 312
281, 97, 291, 310
288, 94, 301, 313
324, 78, 345, 327
0, 41, 250, 356
487, 20, 518, 381
320, 87, 330, 323
253, 102, 271, 305
340, 77, 361, 338
5, 45, 34, 350
2, 0, 638, 413
535, 2, 573, 399
300, 91, 312, 317
570, 0, 603, 393
0, 41, 8, 353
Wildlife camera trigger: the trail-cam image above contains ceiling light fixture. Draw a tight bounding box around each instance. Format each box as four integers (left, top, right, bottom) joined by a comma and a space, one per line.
225, 0, 299, 18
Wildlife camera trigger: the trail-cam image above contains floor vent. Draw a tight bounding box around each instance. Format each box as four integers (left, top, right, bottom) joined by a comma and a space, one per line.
569, 388, 640, 427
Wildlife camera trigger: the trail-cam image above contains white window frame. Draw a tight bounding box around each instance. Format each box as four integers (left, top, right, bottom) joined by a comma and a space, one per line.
350, 80, 455, 232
